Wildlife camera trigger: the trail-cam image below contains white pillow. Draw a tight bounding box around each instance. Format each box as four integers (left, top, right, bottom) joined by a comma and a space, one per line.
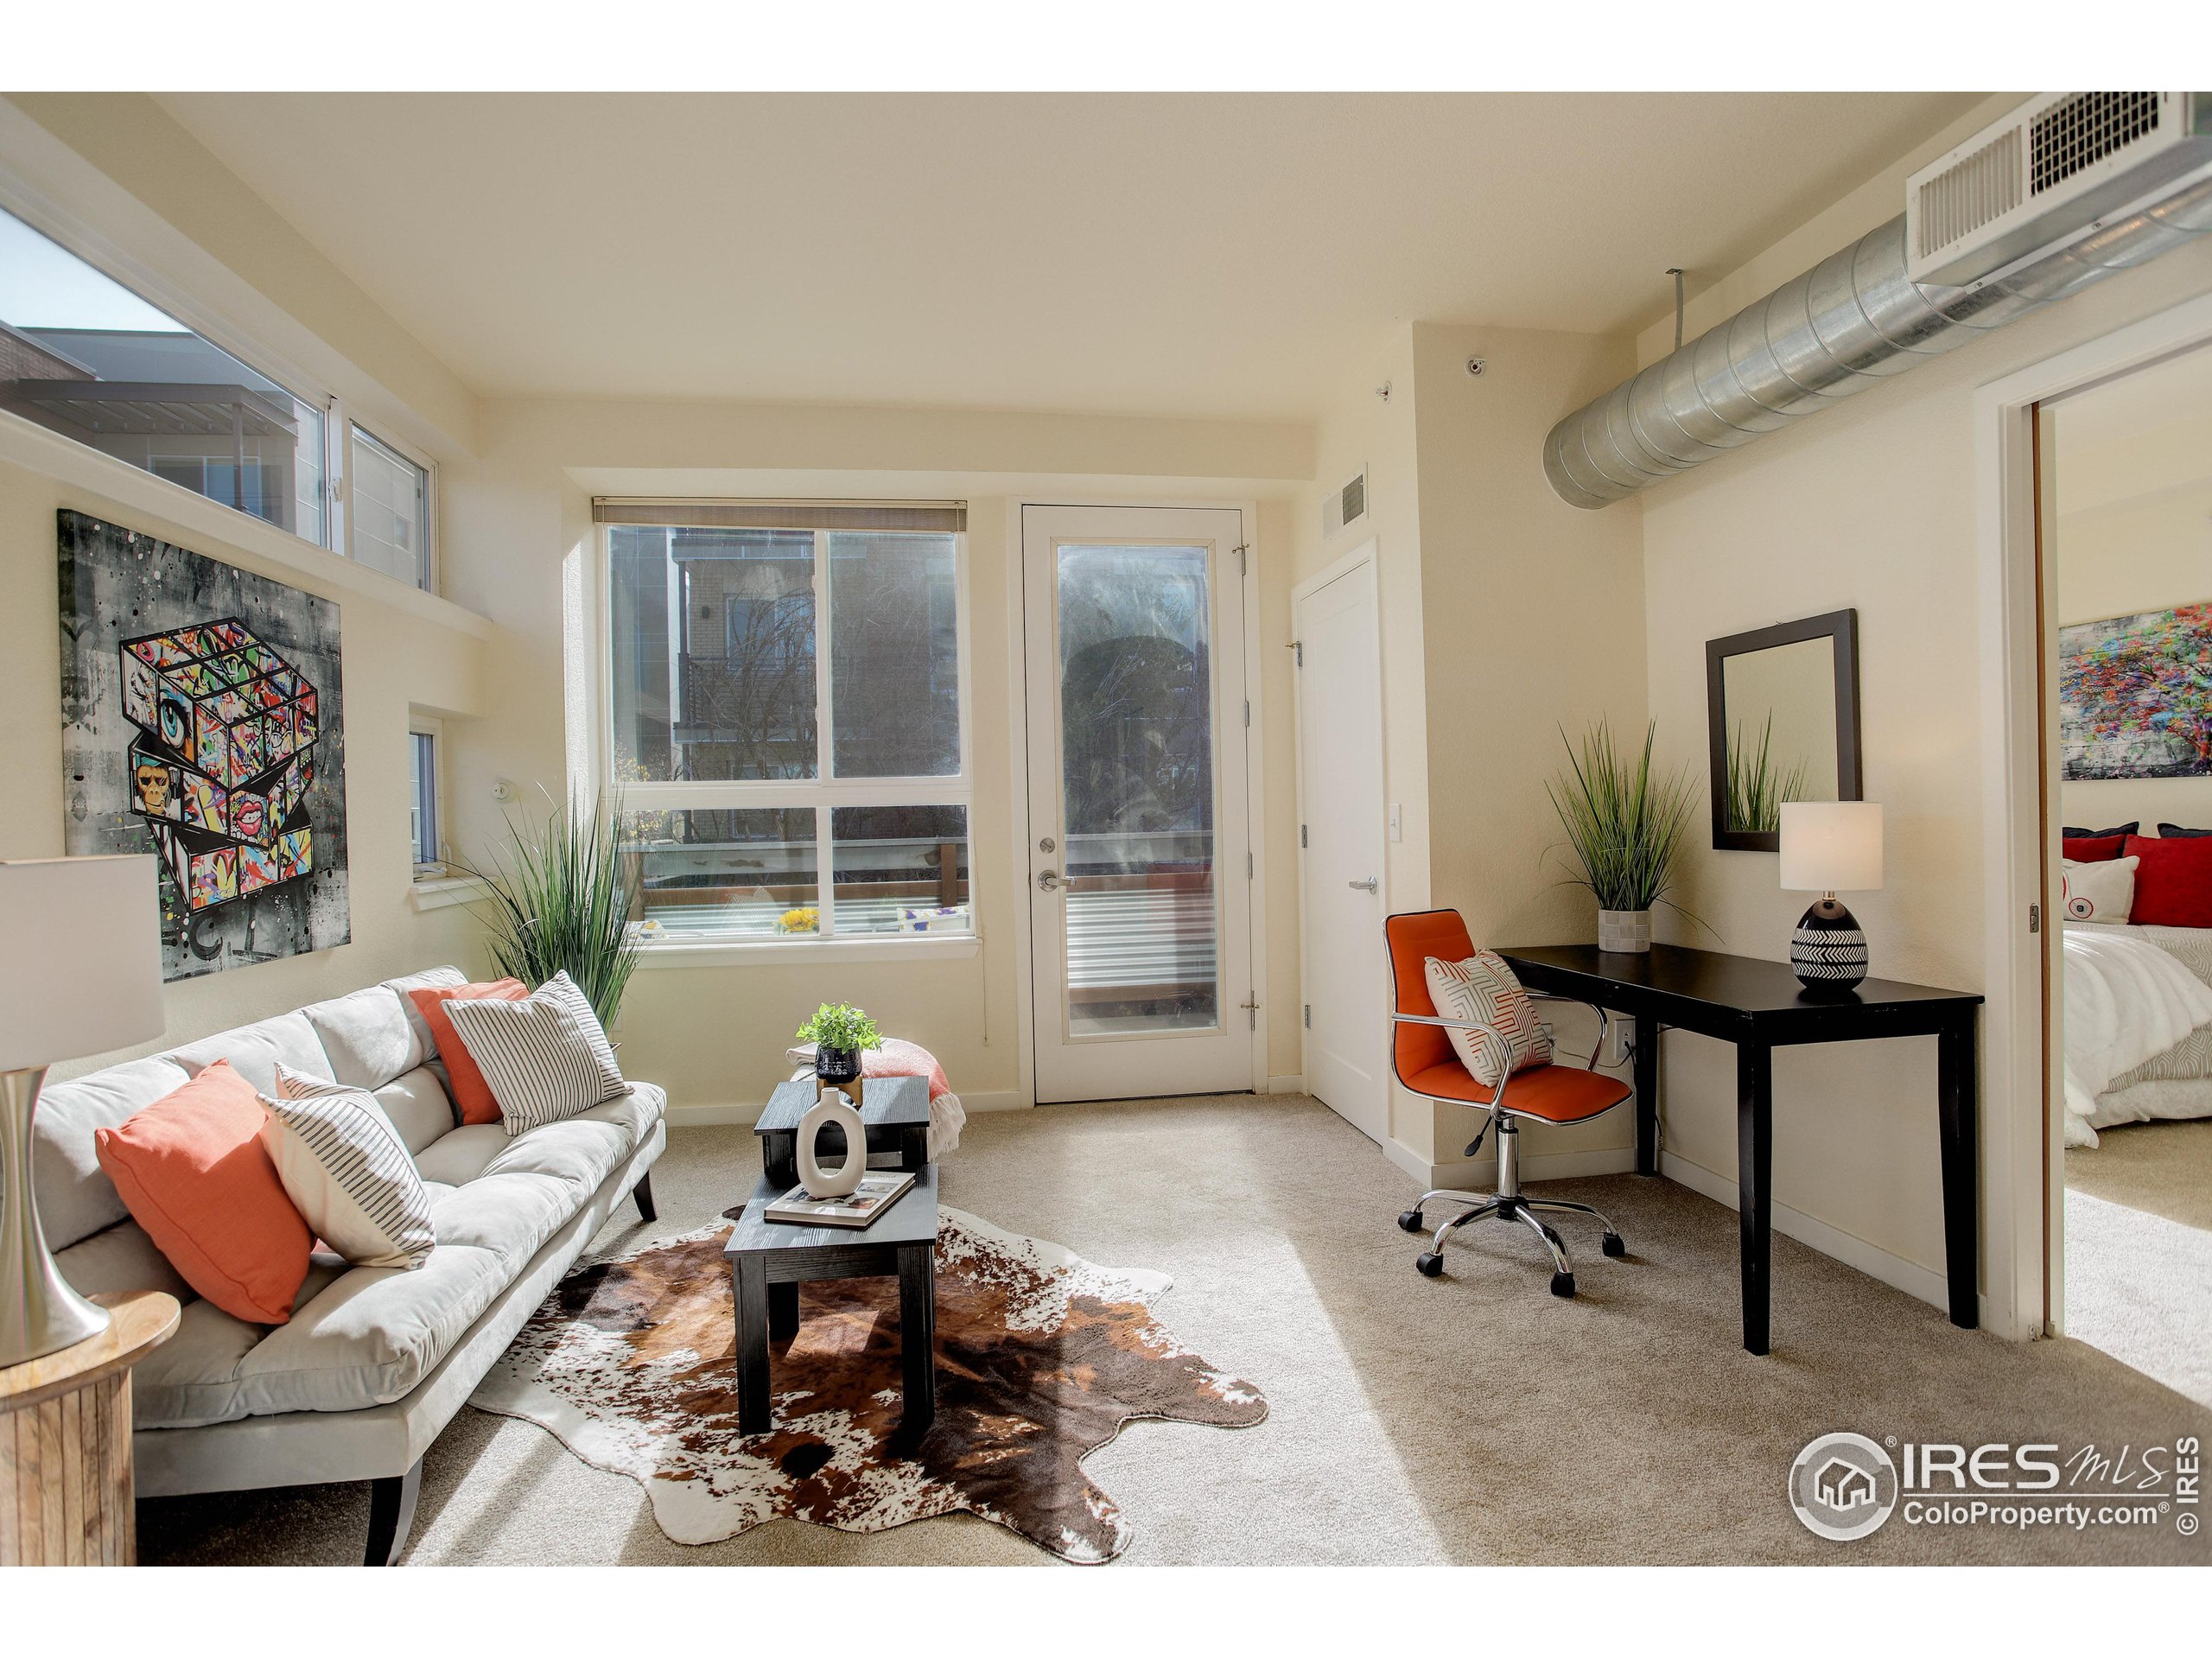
261, 1065, 435, 1270
2062, 855, 2138, 924
1424, 951, 1554, 1089
443, 970, 627, 1136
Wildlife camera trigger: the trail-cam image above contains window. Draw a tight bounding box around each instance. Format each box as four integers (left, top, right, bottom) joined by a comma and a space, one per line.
410, 727, 442, 874
350, 425, 432, 589
600, 502, 969, 945
0, 206, 328, 544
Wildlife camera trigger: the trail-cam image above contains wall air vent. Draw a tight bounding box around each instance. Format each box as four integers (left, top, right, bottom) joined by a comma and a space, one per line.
1323, 466, 1368, 541
1907, 92, 2212, 287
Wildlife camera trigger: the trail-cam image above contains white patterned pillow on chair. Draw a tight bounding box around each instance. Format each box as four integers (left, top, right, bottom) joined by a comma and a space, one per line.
443, 970, 628, 1135
1424, 951, 1554, 1089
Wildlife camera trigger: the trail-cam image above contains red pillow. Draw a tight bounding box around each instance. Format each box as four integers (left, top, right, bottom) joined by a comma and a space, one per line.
2063, 835, 2126, 862
93, 1059, 311, 1325
2122, 835, 2212, 927
409, 979, 529, 1125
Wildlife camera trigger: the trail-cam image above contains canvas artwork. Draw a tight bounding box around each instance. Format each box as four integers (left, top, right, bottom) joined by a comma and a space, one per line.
2058, 602, 2212, 782
59, 509, 348, 980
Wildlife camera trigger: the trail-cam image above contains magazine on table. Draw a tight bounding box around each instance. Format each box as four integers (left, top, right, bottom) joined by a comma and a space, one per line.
764, 1171, 915, 1229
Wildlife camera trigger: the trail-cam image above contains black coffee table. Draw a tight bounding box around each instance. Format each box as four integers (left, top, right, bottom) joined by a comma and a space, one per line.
723, 1165, 938, 1438
753, 1074, 931, 1189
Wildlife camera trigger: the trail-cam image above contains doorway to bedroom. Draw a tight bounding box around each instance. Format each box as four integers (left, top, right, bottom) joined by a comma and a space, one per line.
2044, 341, 2212, 1409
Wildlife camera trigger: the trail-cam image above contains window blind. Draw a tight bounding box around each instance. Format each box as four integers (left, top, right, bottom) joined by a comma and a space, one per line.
593, 498, 966, 533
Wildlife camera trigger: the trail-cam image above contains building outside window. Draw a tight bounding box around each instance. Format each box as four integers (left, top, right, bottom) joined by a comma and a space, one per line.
1, 206, 327, 543
410, 727, 442, 874
601, 505, 967, 944
351, 423, 432, 589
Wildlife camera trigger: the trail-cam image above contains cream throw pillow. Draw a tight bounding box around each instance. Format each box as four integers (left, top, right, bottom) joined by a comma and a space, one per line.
261, 1065, 436, 1270
2062, 855, 2138, 924
1424, 951, 1554, 1088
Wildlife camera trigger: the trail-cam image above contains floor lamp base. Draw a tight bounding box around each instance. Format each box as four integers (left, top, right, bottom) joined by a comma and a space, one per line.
2, 1065, 111, 1368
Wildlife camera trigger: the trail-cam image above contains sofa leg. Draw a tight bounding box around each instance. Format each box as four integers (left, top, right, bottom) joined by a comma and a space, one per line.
632, 1170, 658, 1223
365, 1458, 423, 1567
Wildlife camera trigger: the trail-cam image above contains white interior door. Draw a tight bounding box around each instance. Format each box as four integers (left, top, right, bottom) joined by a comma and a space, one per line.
1022, 505, 1255, 1103
1295, 548, 1388, 1141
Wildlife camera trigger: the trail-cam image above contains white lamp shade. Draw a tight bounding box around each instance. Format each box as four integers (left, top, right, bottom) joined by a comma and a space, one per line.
1779, 802, 1885, 893
0, 856, 166, 1071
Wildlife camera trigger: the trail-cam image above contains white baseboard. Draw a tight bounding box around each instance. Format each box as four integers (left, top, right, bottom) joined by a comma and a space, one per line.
960, 1090, 1027, 1113
1264, 1074, 1306, 1096
1658, 1150, 1980, 1320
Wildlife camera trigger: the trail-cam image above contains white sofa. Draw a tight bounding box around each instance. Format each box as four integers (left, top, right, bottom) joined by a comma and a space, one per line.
34, 965, 666, 1564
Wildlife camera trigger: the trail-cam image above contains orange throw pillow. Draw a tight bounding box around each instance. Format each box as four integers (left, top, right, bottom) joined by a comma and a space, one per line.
93, 1058, 312, 1325
409, 979, 529, 1125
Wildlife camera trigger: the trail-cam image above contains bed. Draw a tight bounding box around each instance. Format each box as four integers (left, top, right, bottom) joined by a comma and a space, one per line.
2064, 920, 2212, 1146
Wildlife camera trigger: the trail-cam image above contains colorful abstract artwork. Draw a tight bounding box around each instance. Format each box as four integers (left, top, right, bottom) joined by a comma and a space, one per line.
2059, 602, 2212, 781
60, 510, 348, 981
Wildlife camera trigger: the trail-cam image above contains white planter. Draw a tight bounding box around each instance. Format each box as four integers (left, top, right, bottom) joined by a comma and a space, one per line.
1598, 908, 1652, 954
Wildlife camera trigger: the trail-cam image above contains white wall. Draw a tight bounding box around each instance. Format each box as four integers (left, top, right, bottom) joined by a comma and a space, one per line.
2053, 404, 2212, 837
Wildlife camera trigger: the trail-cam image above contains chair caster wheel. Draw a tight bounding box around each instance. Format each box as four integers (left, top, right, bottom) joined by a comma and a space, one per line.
1415, 1252, 1445, 1278
1398, 1210, 1424, 1234
1550, 1271, 1577, 1299
1601, 1232, 1626, 1259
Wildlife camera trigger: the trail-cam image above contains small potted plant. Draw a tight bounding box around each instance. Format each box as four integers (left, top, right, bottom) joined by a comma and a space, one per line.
798, 1001, 881, 1090
1547, 719, 1699, 954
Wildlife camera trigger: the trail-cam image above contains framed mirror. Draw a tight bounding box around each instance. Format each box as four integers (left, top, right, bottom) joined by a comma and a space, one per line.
1705, 608, 1862, 852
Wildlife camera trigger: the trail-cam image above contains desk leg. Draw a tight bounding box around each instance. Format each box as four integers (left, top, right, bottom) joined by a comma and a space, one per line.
1937, 1017, 1980, 1331
733, 1255, 772, 1434
1634, 1012, 1660, 1176
1737, 1041, 1773, 1356
768, 1281, 799, 1343
898, 1242, 937, 1439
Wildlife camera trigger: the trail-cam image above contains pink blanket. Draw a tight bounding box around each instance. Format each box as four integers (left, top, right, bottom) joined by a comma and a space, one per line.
787, 1037, 951, 1101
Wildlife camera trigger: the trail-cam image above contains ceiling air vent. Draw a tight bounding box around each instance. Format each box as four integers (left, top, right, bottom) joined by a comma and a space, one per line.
1907, 92, 2212, 288
1323, 466, 1368, 541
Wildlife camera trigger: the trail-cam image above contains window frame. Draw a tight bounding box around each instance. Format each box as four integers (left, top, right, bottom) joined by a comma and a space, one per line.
340, 416, 439, 594
408, 716, 447, 880
594, 519, 976, 954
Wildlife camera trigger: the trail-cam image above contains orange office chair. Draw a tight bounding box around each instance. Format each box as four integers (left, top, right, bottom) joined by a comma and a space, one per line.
1386, 909, 1631, 1296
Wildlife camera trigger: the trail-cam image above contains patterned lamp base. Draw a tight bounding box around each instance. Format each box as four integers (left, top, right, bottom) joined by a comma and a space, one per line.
1791, 895, 1867, 993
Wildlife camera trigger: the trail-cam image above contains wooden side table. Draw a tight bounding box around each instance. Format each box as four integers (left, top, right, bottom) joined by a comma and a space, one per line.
1, 1289, 179, 1566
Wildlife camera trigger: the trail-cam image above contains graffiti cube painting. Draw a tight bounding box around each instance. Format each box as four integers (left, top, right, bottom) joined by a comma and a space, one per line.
60, 510, 347, 980
2059, 603, 2212, 781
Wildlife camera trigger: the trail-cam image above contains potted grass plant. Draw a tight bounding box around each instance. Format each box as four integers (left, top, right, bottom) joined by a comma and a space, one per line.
798, 1001, 882, 1090
456, 789, 642, 1027
1547, 719, 1699, 954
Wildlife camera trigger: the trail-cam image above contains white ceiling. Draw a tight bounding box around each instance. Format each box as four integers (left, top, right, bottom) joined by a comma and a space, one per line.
156, 92, 1980, 423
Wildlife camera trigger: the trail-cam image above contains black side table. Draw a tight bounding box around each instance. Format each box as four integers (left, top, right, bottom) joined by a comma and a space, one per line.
722, 1166, 939, 1437
753, 1074, 931, 1190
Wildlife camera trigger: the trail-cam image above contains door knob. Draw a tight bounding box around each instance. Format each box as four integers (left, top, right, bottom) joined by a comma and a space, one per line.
1349, 876, 1379, 893
1037, 870, 1061, 892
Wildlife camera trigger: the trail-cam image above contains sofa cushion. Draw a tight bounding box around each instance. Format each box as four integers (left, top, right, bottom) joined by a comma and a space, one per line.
127, 1262, 346, 1430
164, 1011, 330, 1097
54, 1216, 193, 1303
382, 965, 467, 1065
373, 1066, 460, 1156
298, 983, 424, 1091
32, 1055, 192, 1251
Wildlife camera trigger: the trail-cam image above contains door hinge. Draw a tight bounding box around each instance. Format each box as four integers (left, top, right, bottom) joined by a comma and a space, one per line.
2029, 903, 2041, 934
1303, 1004, 1311, 1029
1300, 823, 1307, 849
1246, 851, 1254, 880
1292, 639, 1303, 667
1243, 698, 1250, 728
1234, 542, 1249, 578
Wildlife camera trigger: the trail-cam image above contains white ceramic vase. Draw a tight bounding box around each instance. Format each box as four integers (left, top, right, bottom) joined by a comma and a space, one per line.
797, 1085, 866, 1198
1598, 908, 1652, 954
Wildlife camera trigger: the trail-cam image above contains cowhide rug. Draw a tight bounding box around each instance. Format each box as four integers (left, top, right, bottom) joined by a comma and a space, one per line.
469, 1208, 1267, 1563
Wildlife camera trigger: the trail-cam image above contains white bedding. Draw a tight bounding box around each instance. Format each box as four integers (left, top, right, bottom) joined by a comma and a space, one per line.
2063, 924, 2212, 1146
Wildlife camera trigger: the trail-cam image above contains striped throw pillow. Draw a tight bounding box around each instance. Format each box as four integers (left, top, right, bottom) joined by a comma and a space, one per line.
262, 1065, 435, 1270
1424, 951, 1554, 1089
443, 971, 627, 1136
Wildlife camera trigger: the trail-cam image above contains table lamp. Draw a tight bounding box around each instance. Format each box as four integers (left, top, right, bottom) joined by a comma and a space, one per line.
1779, 802, 1883, 994
1, 856, 165, 1365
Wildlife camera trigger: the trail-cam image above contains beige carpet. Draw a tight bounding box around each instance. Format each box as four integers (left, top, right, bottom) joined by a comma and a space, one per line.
141, 1095, 2212, 1566
2063, 1118, 2212, 1411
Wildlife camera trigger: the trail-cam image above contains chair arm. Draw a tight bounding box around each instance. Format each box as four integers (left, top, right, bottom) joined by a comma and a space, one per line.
1389, 1012, 1511, 1100
1526, 992, 1609, 1071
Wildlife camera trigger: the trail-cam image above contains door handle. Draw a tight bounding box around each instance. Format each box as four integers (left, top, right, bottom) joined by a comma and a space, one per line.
1349, 876, 1379, 893
1037, 870, 1061, 892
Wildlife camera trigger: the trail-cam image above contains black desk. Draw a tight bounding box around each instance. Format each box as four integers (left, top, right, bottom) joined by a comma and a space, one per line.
1495, 944, 1982, 1356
